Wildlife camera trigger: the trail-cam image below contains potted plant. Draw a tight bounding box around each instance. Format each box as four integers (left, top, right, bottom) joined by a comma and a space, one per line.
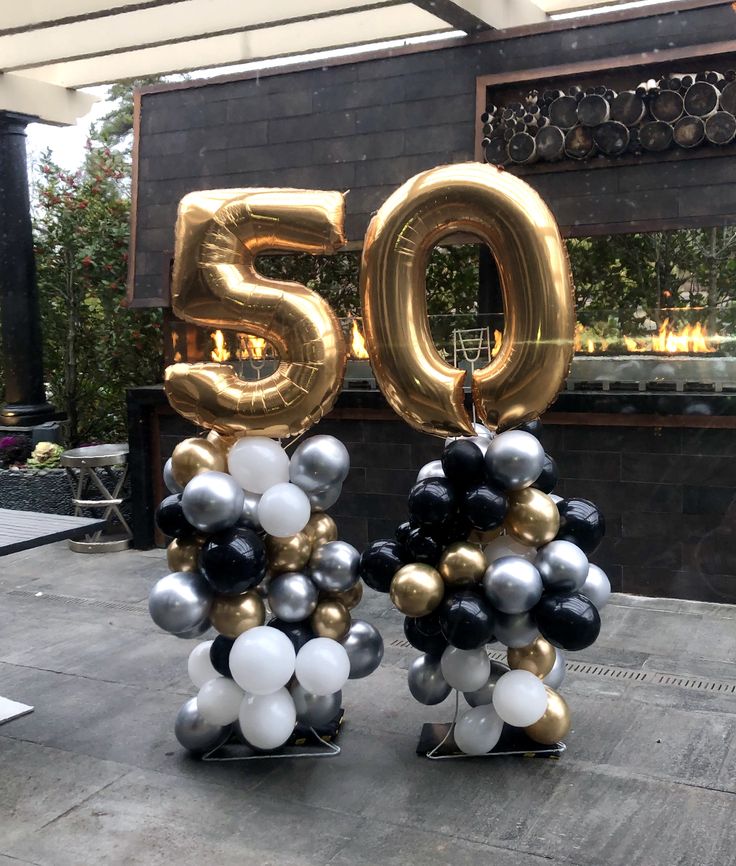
0, 435, 72, 515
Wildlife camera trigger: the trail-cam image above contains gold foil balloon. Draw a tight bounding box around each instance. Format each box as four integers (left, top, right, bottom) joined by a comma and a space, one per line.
209, 590, 265, 638
507, 636, 557, 679
165, 188, 348, 438
360, 163, 574, 436
438, 542, 486, 587
166, 537, 203, 573
506, 488, 560, 547
303, 513, 338, 548
390, 563, 445, 617
265, 532, 312, 573
323, 580, 363, 610
170, 437, 227, 488
525, 687, 571, 745
311, 599, 351, 640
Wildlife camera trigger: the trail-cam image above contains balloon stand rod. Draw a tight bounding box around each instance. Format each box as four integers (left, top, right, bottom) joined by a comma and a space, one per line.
420, 691, 566, 760
202, 727, 341, 762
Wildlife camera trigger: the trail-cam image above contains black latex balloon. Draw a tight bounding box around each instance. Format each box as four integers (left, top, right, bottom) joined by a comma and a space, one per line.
441, 440, 486, 490
268, 617, 315, 652
533, 591, 601, 651
408, 478, 456, 530
516, 419, 543, 439
209, 635, 235, 678
358, 539, 406, 593
155, 494, 194, 538
395, 521, 414, 546
404, 611, 448, 655
556, 497, 606, 555
461, 484, 508, 531
429, 512, 473, 546
439, 590, 495, 650
403, 527, 443, 565
533, 453, 558, 495
200, 528, 267, 595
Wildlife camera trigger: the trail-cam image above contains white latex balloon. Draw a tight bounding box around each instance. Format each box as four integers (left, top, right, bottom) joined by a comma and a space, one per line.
229, 625, 296, 695
239, 688, 297, 750
187, 641, 219, 688
453, 705, 504, 755
227, 437, 289, 495
492, 669, 548, 727
258, 482, 311, 537
295, 637, 350, 696
197, 677, 244, 725
440, 646, 491, 693
484, 535, 537, 565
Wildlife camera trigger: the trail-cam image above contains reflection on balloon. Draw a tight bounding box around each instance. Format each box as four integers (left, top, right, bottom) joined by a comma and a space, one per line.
438, 542, 486, 587
290, 682, 342, 727
209, 590, 265, 639
535, 540, 588, 593
507, 636, 557, 679
181, 470, 244, 534
267, 572, 318, 622
303, 513, 339, 548
390, 563, 445, 617
175, 697, 232, 754
525, 687, 571, 744
485, 431, 545, 491
408, 653, 451, 705
463, 660, 509, 707
167, 536, 202, 573
289, 435, 350, 494
340, 619, 384, 679
506, 488, 560, 547
266, 532, 312, 574
580, 563, 611, 610
171, 437, 226, 489
310, 599, 351, 641
149, 571, 213, 636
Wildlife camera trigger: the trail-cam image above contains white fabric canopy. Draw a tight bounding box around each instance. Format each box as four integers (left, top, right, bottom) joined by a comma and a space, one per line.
0, 1, 684, 125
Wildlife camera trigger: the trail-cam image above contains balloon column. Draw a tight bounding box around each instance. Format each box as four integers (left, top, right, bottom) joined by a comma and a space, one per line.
359, 423, 610, 756
151, 433, 384, 755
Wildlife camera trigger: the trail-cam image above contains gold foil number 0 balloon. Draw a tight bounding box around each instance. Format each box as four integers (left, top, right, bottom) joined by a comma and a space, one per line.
360, 163, 575, 437
164, 189, 348, 438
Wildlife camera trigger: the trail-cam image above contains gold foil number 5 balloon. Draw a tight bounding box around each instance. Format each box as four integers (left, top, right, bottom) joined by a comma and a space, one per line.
165, 189, 348, 438
360, 163, 575, 437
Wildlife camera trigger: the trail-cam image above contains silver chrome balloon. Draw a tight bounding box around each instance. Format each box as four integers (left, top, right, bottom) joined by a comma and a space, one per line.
463, 660, 509, 707
340, 619, 384, 679
483, 555, 543, 614
485, 430, 545, 490
267, 572, 319, 622
309, 540, 360, 592
149, 571, 213, 635
181, 470, 245, 534
289, 435, 350, 494
307, 482, 342, 512
163, 457, 184, 494
416, 459, 445, 483
494, 610, 540, 648
290, 682, 342, 727
535, 540, 589, 592
175, 619, 212, 639
408, 653, 451, 705
238, 491, 262, 531
174, 697, 232, 754
580, 563, 611, 610
472, 422, 494, 441
543, 649, 566, 690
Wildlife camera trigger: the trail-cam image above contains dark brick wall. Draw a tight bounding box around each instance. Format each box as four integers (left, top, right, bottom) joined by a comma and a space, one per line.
146, 397, 736, 605
132, 2, 736, 305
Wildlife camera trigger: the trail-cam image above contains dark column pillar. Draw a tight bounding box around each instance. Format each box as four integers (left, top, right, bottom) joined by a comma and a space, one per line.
0, 111, 56, 425
478, 245, 504, 333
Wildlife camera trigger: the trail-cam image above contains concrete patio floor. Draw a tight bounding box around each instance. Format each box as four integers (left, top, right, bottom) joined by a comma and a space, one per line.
0, 542, 734, 866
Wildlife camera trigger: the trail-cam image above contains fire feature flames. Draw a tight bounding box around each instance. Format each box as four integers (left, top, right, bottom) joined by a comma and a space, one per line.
575, 319, 717, 354
350, 318, 369, 359
210, 330, 230, 362
236, 333, 268, 361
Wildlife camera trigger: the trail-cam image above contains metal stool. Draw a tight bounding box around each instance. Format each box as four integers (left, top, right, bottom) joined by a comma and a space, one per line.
60, 444, 132, 552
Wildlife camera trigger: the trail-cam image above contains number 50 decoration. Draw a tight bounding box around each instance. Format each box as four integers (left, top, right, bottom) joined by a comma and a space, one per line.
165, 164, 575, 439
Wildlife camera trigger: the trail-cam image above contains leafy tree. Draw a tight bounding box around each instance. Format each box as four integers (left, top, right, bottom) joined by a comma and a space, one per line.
96, 77, 164, 148
33, 142, 162, 444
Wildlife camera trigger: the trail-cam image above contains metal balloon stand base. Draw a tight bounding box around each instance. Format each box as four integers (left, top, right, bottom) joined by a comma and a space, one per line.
417, 694, 565, 761
203, 710, 344, 762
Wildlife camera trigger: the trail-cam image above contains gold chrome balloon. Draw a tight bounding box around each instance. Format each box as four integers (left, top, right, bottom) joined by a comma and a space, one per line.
506, 488, 560, 547
525, 687, 571, 745
165, 188, 348, 438
467, 526, 504, 546
303, 513, 338, 548
310, 599, 351, 640
209, 591, 265, 638
170, 437, 227, 488
438, 542, 486, 587
323, 580, 363, 610
166, 537, 203, 573
265, 532, 312, 573
390, 563, 445, 617
507, 636, 557, 679
360, 163, 574, 436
